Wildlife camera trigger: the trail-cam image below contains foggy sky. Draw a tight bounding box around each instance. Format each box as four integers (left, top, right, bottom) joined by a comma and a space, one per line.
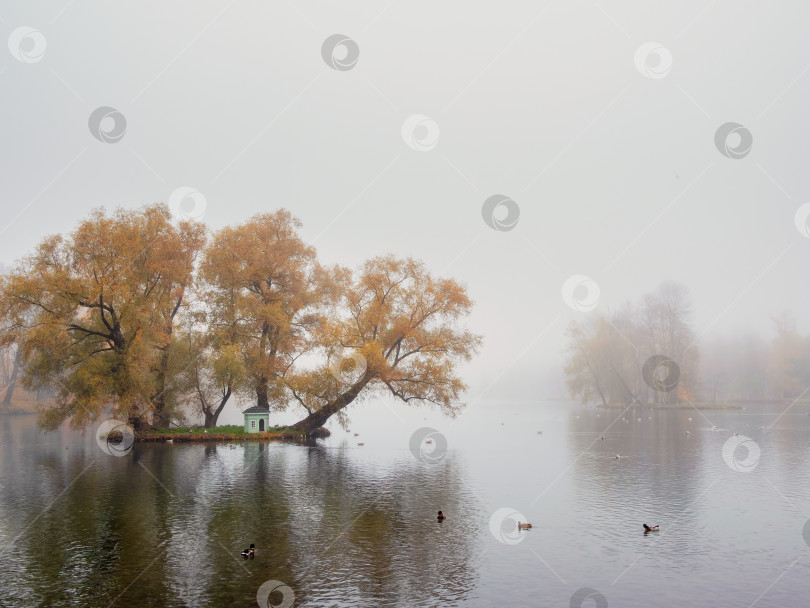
2, 0, 809, 405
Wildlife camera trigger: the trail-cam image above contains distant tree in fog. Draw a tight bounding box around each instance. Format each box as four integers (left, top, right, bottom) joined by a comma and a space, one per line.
767, 311, 810, 399
702, 332, 768, 403
697, 311, 810, 403
564, 282, 699, 406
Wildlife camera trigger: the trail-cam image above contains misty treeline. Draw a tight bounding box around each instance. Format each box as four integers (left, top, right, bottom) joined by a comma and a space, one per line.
564, 282, 698, 406
0, 204, 480, 432
703, 312, 810, 402
564, 282, 809, 406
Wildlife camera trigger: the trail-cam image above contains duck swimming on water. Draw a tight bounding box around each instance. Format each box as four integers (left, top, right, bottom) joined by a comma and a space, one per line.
643, 524, 659, 532
241, 544, 255, 558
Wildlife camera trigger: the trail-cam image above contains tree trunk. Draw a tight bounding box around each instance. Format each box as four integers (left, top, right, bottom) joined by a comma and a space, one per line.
585, 356, 607, 406
204, 387, 232, 428
152, 398, 170, 428
256, 378, 270, 409
128, 414, 145, 432
152, 351, 171, 429
290, 376, 371, 433
1, 348, 22, 406
152, 292, 184, 428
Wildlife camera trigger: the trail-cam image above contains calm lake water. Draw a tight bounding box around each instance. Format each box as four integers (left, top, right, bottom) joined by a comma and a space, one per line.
1, 400, 809, 607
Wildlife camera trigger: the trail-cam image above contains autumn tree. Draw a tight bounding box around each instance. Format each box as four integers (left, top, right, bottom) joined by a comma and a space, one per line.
0, 204, 205, 429
283, 256, 482, 433
2, 206, 481, 433
564, 313, 640, 406
0, 271, 25, 407
198, 210, 344, 417
635, 282, 698, 404
1, 344, 21, 406
767, 311, 810, 398
701, 332, 769, 403
563, 282, 699, 406
174, 320, 247, 428
564, 320, 610, 406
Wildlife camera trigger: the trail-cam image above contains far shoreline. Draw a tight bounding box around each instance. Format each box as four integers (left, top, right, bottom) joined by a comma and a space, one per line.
597, 402, 744, 410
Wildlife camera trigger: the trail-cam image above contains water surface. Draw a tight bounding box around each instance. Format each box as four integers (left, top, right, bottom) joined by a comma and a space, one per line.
1, 401, 809, 607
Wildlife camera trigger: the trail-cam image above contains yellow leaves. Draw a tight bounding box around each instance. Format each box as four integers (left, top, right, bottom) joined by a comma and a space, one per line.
283, 253, 481, 423
2, 203, 206, 429
3, 204, 482, 431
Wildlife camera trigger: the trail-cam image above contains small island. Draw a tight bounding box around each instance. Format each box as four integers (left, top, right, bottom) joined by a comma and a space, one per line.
134, 424, 308, 443
0, 205, 480, 440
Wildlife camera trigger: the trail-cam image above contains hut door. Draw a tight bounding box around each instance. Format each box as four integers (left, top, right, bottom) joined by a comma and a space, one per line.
259, 419, 265, 432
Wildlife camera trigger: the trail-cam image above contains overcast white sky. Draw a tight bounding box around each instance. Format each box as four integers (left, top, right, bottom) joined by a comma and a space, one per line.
2, 1, 809, 406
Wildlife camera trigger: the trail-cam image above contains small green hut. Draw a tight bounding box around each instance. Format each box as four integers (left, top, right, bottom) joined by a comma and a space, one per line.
243, 405, 270, 433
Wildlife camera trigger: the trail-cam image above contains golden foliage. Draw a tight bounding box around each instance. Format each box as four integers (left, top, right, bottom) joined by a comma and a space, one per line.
1, 206, 481, 432
0, 204, 205, 428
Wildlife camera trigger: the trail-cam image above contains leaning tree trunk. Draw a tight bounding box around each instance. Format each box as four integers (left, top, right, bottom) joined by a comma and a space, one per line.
290, 376, 371, 433
1, 348, 22, 406
585, 357, 607, 406
204, 387, 232, 428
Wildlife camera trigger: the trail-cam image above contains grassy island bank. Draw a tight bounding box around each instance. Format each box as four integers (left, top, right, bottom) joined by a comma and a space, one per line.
135, 424, 314, 443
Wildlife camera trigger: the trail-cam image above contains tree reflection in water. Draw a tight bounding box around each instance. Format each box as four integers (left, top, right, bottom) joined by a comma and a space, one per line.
0, 420, 483, 607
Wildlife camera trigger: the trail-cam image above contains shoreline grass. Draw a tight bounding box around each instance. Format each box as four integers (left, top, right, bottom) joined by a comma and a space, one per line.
136, 425, 306, 443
